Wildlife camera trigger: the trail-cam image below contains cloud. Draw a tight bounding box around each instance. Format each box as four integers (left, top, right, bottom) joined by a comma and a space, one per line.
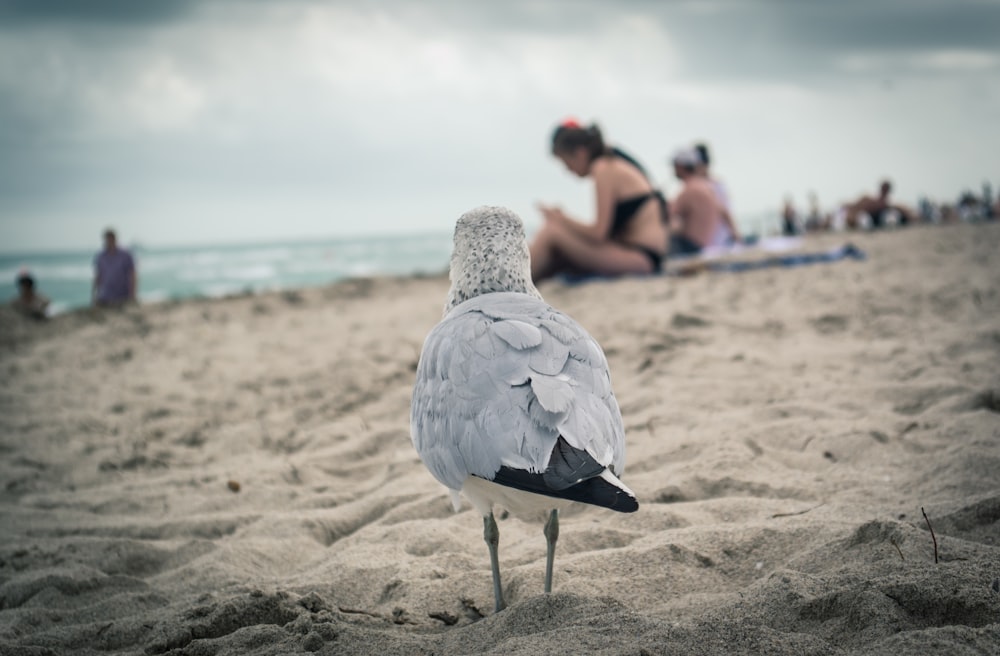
0, 0, 195, 25
838, 49, 1000, 74
0, 0, 997, 250
0, 2, 682, 154
626, 0, 1000, 80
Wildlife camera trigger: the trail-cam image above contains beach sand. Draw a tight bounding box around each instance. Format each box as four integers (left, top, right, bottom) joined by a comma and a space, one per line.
1, 223, 998, 655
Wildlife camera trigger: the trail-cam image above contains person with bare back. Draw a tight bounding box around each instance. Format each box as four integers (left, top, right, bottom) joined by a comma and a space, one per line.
668, 148, 741, 255
845, 180, 919, 229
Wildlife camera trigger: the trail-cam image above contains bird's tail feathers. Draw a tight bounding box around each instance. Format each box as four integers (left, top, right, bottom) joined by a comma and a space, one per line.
490, 464, 639, 513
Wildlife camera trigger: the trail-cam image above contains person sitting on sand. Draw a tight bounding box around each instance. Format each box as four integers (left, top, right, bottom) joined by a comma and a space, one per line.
781, 196, 799, 236
669, 148, 741, 255
10, 269, 50, 319
693, 144, 730, 210
845, 180, 918, 229
530, 119, 669, 283
693, 142, 742, 246
93, 228, 137, 307
804, 191, 828, 232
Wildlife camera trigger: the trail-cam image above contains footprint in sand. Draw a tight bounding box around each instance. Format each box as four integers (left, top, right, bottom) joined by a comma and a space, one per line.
957, 389, 1000, 414
810, 314, 849, 335
671, 313, 711, 329
891, 384, 969, 416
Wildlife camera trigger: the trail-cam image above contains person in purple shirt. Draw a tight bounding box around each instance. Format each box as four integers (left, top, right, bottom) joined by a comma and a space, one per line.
93, 229, 137, 306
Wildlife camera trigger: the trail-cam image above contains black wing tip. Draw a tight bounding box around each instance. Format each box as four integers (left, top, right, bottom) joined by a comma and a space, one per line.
588, 477, 639, 513
489, 436, 638, 512
490, 467, 639, 513
616, 492, 640, 513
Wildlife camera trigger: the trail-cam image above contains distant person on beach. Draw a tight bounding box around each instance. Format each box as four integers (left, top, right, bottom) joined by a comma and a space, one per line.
93, 228, 137, 306
530, 119, 669, 282
781, 196, 799, 236
693, 142, 740, 245
845, 180, 918, 229
693, 143, 730, 210
668, 148, 741, 255
10, 269, 50, 319
982, 181, 995, 220
804, 191, 827, 232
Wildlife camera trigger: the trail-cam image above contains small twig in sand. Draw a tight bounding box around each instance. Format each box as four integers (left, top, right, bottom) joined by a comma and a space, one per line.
338, 606, 374, 616
338, 605, 410, 624
429, 611, 458, 625
921, 507, 939, 564
889, 537, 905, 561
771, 503, 824, 519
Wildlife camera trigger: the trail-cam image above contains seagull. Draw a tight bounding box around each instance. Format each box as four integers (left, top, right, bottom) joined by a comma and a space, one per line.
410, 205, 638, 613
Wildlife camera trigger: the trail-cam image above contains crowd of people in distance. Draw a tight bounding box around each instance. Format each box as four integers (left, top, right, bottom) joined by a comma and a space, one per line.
9, 228, 137, 320
781, 181, 997, 236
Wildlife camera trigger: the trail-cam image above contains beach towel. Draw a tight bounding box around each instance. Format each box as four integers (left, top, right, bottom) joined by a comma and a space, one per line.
558, 242, 866, 285
701, 243, 865, 273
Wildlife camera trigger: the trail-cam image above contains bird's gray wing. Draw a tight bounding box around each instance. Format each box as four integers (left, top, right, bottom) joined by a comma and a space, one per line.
534, 306, 625, 474
410, 292, 625, 491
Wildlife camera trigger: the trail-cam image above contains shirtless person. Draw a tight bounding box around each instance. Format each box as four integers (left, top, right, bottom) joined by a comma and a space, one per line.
669, 148, 741, 255
845, 180, 918, 229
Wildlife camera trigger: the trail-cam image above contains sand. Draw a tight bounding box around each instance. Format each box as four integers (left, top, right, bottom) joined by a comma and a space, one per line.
1, 223, 998, 656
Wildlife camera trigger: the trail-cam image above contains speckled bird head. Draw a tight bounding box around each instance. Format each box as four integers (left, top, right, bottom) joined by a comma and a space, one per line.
445, 206, 542, 313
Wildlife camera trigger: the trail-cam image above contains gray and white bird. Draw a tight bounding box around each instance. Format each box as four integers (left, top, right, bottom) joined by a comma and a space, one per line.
410, 205, 638, 613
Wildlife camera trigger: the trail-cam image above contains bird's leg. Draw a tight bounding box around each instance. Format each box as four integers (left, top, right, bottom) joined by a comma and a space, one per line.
543, 508, 559, 594
484, 512, 506, 612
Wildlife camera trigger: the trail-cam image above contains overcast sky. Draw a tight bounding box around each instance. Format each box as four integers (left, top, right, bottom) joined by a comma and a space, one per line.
1, 0, 998, 252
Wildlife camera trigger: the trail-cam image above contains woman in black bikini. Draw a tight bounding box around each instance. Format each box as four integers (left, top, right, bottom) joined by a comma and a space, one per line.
530, 120, 669, 283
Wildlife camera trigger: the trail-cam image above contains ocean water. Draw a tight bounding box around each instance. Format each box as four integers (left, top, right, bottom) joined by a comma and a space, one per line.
2, 209, 793, 316
1, 232, 454, 315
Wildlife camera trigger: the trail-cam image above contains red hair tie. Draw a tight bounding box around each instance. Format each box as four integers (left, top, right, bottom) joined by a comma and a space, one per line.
560, 117, 581, 129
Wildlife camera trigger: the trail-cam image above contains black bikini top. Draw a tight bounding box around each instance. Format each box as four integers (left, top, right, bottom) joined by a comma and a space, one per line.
607, 148, 668, 238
